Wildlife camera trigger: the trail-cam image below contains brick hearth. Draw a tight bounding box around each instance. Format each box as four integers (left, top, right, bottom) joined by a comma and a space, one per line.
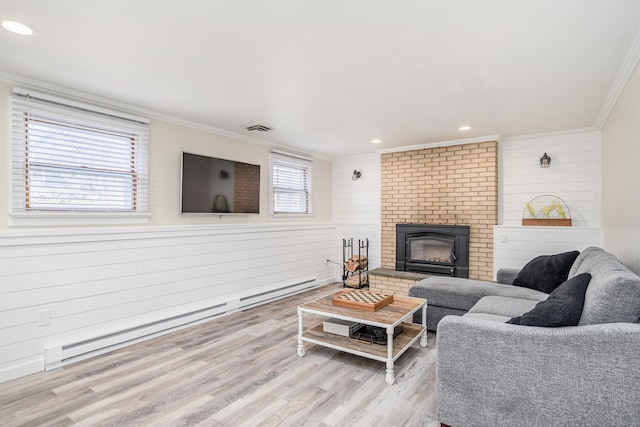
368, 268, 429, 296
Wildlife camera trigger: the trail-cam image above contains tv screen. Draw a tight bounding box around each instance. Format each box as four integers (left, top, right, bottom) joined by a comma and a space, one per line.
180, 152, 261, 214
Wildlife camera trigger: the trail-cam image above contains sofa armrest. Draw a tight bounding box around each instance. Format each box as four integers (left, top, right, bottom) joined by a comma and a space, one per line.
436, 316, 640, 427
496, 268, 519, 284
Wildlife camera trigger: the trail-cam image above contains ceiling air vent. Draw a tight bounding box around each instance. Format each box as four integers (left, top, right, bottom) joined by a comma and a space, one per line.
245, 124, 272, 132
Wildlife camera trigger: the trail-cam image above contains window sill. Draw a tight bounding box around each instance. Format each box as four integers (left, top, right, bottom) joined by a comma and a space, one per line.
9, 212, 151, 227
269, 213, 315, 220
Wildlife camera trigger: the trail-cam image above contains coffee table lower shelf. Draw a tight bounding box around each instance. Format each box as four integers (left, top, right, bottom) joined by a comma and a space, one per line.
301, 323, 424, 362
299, 322, 426, 385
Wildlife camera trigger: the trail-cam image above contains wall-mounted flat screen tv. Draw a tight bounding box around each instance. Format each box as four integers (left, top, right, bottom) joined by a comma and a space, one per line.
180, 152, 261, 214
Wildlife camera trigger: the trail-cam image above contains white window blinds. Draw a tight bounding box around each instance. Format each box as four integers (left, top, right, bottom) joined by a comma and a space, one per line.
10, 89, 149, 221
270, 150, 313, 215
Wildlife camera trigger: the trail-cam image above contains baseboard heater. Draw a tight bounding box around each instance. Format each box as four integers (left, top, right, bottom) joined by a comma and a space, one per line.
45, 276, 318, 370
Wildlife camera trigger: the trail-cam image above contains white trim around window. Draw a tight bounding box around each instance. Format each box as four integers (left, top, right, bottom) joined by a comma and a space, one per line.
9, 87, 150, 227
269, 150, 313, 217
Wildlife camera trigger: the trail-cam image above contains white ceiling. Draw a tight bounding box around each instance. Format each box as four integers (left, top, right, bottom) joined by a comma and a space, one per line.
1, 1, 639, 158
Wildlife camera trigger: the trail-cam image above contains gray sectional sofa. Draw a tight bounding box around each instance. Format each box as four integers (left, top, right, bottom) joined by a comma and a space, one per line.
410, 246, 640, 427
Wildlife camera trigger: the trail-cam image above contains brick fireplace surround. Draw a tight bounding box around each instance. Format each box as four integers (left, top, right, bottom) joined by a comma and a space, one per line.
370, 141, 498, 295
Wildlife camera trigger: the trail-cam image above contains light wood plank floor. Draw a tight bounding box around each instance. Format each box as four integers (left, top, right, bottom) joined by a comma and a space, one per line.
0, 283, 438, 427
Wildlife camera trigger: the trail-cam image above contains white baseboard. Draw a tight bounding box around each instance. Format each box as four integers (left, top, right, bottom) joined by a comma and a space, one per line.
0, 358, 44, 384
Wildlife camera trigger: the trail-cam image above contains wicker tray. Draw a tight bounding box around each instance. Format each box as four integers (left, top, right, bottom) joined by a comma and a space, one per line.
349, 324, 403, 345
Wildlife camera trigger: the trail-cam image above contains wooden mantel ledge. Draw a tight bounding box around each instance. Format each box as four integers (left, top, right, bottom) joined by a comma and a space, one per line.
368, 268, 430, 281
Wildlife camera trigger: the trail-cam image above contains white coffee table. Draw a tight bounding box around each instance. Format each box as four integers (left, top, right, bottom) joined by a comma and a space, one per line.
297, 290, 427, 385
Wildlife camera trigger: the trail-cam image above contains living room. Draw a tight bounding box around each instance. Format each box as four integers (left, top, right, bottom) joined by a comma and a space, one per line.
1, 1, 640, 425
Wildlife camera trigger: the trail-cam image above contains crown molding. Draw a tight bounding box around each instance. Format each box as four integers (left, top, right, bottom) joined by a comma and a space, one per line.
499, 127, 599, 142
376, 134, 501, 154
0, 71, 330, 161
595, 24, 640, 128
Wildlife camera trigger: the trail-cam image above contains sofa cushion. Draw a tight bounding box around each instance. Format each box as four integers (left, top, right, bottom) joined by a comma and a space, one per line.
512, 250, 580, 293
576, 251, 640, 325
468, 296, 540, 318
463, 312, 512, 323
508, 273, 591, 327
409, 276, 547, 312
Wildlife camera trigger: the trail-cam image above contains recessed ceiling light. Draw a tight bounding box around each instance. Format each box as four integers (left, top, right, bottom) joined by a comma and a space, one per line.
371, 139, 382, 144
1, 20, 37, 36
459, 125, 471, 131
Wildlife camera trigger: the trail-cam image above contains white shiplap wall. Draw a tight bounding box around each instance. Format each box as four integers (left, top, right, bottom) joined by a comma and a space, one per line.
332, 154, 381, 280
0, 223, 336, 382
495, 128, 603, 276
499, 128, 601, 227
494, 226, 603, 275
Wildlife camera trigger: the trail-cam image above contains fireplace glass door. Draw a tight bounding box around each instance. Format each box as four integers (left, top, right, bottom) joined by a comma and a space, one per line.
407, 236, 455, 266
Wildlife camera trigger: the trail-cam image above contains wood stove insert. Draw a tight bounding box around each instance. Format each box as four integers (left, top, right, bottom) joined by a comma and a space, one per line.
396, 224, 470, 278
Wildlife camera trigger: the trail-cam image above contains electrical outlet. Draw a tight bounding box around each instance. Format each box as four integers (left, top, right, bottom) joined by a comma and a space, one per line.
499, 234, 508, 243
39, 309, 51, 326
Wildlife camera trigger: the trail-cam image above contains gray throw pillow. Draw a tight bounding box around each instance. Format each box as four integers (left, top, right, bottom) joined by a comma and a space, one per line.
512, 250, 580, 294
507, 273, 591, 327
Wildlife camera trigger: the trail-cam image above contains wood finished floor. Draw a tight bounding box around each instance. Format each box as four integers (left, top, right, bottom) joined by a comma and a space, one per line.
0, 283, 438, 427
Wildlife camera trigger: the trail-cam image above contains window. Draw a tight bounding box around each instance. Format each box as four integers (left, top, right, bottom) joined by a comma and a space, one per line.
270, 150, 313, 216
10, 88, 150, 225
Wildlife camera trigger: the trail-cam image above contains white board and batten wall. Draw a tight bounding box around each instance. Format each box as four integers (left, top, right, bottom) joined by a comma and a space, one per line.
0, 223, 336, 383
495, 128, 603, 276
332, 154, 382, 280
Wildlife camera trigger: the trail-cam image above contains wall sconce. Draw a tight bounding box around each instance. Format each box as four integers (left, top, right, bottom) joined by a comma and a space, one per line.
352, 170, 362, 180
540, 153, 551, 168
